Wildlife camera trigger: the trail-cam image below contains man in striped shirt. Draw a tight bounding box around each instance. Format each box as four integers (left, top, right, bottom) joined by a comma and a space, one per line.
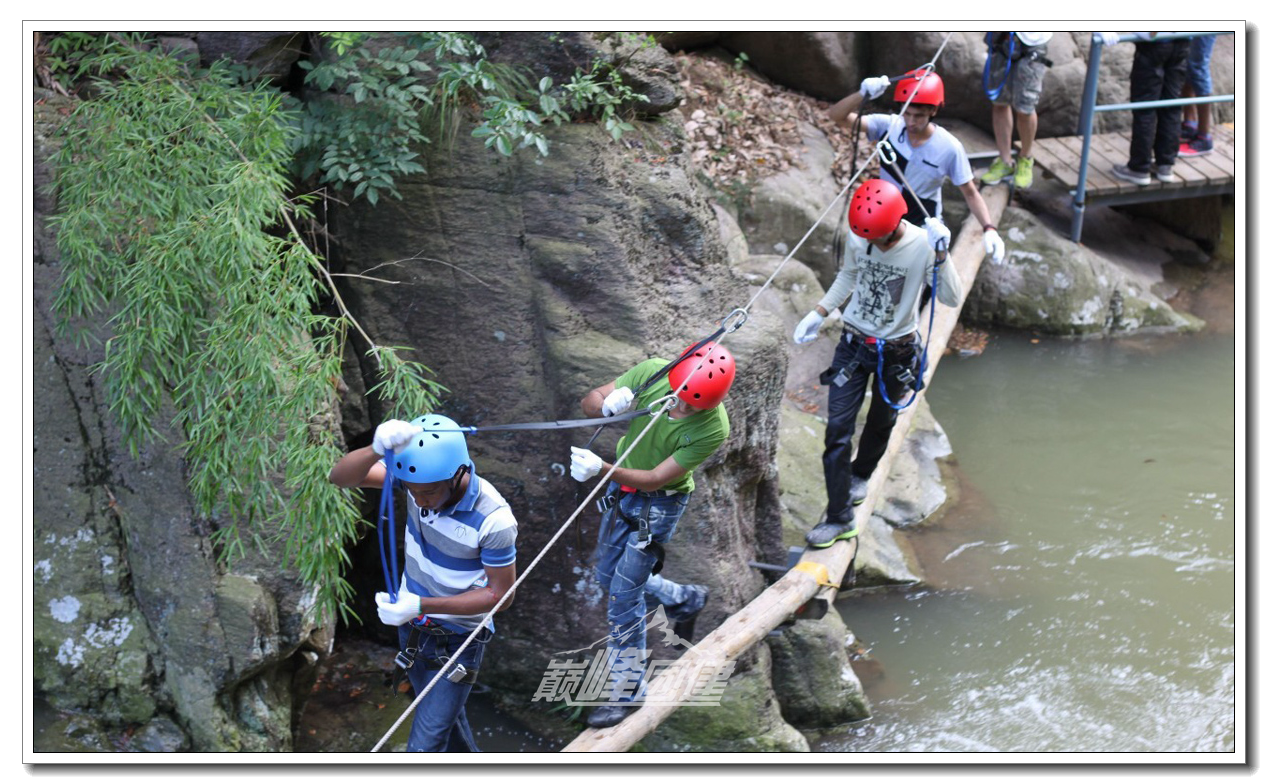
329, 414, 517, 752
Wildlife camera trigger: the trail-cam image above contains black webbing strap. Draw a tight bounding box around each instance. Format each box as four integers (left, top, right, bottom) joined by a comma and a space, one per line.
456, 406, 656, 434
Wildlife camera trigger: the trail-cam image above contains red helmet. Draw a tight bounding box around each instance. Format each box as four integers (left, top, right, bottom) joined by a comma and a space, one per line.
848, 179, 907, 239
893, 68, 944, 108
668, 341, 735, 410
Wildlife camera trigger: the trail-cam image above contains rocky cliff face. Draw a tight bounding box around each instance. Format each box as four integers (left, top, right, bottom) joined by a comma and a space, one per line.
325, 109, 797, 731
32, 93, 331, 752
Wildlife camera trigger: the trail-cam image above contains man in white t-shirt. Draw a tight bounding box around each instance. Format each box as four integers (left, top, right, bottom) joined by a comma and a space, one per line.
791, 179, 963, 546
829, 68, 1006, 264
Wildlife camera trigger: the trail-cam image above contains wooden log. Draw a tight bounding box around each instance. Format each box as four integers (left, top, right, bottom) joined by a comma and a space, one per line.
562, 185, 1010, 752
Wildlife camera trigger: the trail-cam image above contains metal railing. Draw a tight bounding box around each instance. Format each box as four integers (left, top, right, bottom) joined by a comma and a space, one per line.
1071, 31, 1234, 242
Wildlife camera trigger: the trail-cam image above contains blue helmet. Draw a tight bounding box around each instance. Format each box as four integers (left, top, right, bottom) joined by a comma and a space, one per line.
387, 414, 473, 483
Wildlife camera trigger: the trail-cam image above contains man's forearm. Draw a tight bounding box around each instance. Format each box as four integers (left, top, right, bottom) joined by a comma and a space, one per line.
329, 446, 380, 487
828, 91, 865, 127
419, 585, 513, 617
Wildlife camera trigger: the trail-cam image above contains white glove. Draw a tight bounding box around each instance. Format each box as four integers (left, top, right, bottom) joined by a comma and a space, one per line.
793, 311, 825, 344
570, 446, 603, 482
983, 228, 1006, 265
601, 386, 635, 417
1096, 32, 1121, 47
859, 75, 891, 100
372, 419, 423, 456
924, 217, 951, 253
375, 589, 423, 626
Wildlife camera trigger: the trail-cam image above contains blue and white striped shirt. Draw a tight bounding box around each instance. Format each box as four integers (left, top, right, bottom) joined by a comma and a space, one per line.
402, 472, 517, 632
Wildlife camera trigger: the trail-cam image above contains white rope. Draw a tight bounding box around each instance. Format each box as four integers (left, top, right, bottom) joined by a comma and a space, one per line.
371, 34, 957, 752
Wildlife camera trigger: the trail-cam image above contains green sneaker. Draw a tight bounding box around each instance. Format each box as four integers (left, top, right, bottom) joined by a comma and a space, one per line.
1014, 156, 1034, 189
980, 156, 1014, 185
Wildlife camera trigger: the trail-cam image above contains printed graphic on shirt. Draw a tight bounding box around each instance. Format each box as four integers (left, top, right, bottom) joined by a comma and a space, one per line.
854, 260, 908, 326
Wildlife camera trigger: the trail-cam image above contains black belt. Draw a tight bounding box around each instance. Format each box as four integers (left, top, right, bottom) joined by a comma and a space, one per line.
392, 622, 483, 691
843, 323, 917, 346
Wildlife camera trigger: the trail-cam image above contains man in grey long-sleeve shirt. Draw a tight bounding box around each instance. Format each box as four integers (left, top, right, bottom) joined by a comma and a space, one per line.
792, 178, 963, 546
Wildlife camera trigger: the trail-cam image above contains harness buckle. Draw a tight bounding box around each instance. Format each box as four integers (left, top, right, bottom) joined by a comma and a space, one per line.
394, 648, 416, 670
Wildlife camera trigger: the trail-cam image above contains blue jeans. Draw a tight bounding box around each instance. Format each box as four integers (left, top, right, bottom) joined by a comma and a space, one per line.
395, 622, 489, 752
593, 483, 691, 702
1186, 35, 1216, 96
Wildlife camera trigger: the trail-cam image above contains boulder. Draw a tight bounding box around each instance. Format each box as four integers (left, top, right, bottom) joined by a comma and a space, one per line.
734, 122, 842, 289
641, 645, 810, 752
653, 32, 723, 52
767, 605, 870, 727
129, 716, 191, 753
476, 32, 682, 116
716, 32, 865, 102
963, 205, 1203, 336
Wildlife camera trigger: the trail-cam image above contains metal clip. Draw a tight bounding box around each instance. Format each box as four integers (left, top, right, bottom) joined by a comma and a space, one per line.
722, 307, 749, 333
446, 663, 469, 683
394, 648, 416, 670
876, 139, 897, 166
597, 494, 615, 513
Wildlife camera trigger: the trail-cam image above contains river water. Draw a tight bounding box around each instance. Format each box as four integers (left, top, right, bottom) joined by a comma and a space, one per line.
817, 269, 1238, 754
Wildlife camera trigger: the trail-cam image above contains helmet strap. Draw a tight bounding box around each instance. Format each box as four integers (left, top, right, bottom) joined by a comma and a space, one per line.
449, 463, 471, 502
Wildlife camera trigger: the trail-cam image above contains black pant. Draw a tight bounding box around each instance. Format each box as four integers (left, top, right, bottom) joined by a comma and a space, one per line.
1128, 38, 1190, 171
821, 332, 919, 523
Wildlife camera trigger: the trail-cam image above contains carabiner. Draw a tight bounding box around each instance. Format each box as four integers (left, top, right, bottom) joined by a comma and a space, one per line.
721, 307, 749, 333
876, 140, 897, 166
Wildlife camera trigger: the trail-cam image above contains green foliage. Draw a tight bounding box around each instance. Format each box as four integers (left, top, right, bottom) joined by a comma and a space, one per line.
37, 31, 115, 86
48, 39, 442, 623
295, 32, 542, 204
295, 32, 649, 202
557, 62, 645, 142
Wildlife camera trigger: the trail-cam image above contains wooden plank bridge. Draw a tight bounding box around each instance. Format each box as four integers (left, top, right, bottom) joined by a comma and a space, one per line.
1030, 122, 1235, 207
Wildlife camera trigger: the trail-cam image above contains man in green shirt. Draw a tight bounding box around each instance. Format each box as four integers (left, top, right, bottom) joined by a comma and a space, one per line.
568, 341, 734, 728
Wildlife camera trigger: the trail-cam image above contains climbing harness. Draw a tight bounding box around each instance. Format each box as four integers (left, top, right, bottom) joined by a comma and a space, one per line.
596, 485, 669, 574
982, 32, 1016, 101
863, 140, 947, 412
390, 619, 489, 696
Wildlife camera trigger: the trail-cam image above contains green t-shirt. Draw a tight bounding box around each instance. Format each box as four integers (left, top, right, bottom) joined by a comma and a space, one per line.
613, 358, 730, 495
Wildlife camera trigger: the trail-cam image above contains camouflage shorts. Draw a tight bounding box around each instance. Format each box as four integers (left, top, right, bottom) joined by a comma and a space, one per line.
988, 45, 1048, 114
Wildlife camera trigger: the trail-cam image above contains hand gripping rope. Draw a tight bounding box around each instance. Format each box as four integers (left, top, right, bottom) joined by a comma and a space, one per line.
370, 38, 958, 751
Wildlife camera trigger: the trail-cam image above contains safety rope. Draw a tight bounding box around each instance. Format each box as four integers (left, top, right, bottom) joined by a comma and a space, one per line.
370, 35, 957, 750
